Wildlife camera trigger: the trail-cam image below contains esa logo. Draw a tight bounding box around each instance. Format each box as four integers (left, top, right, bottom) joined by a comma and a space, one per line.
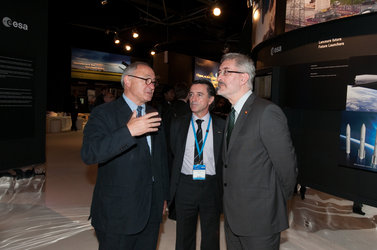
2, 17, 29, 31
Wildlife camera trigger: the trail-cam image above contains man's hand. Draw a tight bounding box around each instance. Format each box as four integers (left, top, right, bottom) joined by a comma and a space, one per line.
127, 111, 161, 136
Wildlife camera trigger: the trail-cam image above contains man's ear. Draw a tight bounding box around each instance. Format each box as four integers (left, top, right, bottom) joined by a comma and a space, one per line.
124, 75, 131, 88
240, 73, 250, 86
209, 96, 215, 105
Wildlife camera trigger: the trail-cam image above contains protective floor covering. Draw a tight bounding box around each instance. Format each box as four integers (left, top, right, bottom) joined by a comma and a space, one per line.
0, 131, 377, 250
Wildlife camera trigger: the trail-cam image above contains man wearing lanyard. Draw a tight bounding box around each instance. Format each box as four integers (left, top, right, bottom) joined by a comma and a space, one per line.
169, 79, 225, 250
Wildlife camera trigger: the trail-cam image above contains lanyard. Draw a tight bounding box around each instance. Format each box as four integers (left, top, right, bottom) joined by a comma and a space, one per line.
191, 116, 212, 159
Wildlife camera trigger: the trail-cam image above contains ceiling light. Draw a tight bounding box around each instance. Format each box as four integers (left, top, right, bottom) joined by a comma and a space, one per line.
114, 32, 120, 44
150, 50, 156, 56
101, 0, 108, 5
132, 29, 139, 39
124, 44, 132, 51
253, 8, 260, 20
213, 7, 221, 16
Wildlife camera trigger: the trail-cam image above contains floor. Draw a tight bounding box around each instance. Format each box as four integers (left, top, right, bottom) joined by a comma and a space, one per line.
1, 131, 377, 250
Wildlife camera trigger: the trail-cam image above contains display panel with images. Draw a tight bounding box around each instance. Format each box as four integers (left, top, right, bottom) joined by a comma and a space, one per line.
254, 74, 272, 99
194, 57, 219, 88
285, 0, 377, 32
252, 0, 276, 48
339, 55, 377, 172
71, 48, 131, 82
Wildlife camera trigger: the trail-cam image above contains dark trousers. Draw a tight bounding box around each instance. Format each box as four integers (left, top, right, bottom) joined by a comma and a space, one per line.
96, 184, 161, 250
175, 174, 220, 250
224, 216, 280, 250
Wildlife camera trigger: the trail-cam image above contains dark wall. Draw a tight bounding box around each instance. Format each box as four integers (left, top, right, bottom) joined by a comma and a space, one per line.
0, 0, 48, 170
253, 13, 377, 207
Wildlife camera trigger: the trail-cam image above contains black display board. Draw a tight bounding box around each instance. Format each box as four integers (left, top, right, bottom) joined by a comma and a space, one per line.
0, 0, 48, 170
252, 13, 377, 207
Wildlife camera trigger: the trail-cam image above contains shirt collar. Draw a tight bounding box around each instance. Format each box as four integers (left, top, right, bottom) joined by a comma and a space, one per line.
123, 93, 146, 112
192, 111, 210, 123
233, 90, 252, 115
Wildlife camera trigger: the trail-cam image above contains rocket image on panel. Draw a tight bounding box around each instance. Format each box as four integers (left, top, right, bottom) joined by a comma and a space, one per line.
372, 130, 377, 166
354, 74, 377, 90
358, 123, 366, 160
346, 124, 351, 155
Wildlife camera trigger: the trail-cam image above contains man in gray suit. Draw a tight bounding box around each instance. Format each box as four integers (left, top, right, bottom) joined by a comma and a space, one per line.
217, 53, 297, 249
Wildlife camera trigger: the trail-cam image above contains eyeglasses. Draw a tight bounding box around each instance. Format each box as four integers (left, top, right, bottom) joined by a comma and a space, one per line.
128, 75, 158, 86
217, 69, 246, 76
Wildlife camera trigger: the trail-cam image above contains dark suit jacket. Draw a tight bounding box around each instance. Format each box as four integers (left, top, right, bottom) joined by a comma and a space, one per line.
223, 93, 297, 236
169, 113, 225, 212
81, 97, 169, 235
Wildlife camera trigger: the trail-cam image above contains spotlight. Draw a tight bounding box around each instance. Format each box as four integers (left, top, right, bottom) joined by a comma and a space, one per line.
150, 50, 156, 56
253, 8, 260, 20
213, 7, 221, 16
132, 29, 139, 39
124, 43, 132, 51
101, 0, 108, 5
114, 32, 120, 44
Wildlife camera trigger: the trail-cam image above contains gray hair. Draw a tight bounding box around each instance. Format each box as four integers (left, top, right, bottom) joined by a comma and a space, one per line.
220, 53, 255, 90
120, 61, 151, 88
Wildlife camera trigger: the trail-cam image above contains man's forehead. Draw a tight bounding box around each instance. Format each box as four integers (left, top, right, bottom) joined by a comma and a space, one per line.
190, 84, 207, 93
220, 59, 236, 68
135, 65, 155, 76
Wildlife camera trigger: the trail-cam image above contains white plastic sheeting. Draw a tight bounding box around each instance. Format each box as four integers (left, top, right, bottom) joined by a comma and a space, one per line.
0, 170, 92, 250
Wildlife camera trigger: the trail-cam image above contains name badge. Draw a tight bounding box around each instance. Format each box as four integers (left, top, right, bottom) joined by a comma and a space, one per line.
193, 164, 206, 180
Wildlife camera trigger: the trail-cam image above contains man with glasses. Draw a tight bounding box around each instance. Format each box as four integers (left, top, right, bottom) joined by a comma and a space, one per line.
81, 61, 169, 250
217, 53, 297, 249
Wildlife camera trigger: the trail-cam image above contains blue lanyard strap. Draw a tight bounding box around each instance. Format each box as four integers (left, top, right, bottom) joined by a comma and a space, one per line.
191, 116, 212, 159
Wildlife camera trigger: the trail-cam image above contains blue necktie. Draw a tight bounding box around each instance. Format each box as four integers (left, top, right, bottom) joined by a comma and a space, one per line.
136, 106, 143, 117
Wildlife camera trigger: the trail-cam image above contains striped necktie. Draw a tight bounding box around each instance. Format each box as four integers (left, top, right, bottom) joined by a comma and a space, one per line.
194, 119, 203, 165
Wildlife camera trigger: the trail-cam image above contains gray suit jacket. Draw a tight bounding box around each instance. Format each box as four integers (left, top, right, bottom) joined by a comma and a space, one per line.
223, 93, 297, 236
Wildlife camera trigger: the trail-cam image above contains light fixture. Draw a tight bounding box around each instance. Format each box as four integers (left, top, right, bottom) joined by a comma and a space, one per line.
101, 0, 108, 5
253, 8, 260, 21
114, 32, 120, 44
124, 43, 132, 51
150, 50, 156, 56
213, 7, 221, 16
132, 29, 139, 39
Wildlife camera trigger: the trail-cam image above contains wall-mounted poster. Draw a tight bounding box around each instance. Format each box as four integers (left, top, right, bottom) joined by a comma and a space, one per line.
285, 0, 377, 32
252, 0, 276, 48
339, 55, 377, 172
71, 48, 131, 82
194, 57, 219, 89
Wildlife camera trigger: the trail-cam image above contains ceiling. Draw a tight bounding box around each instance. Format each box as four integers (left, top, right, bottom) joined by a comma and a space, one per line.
51, 0, 251, 60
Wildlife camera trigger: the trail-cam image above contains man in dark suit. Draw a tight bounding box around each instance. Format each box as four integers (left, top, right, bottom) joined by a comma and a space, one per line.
169, 80, 225, 250
81, 61, 169, 250
217, 53, 297, 249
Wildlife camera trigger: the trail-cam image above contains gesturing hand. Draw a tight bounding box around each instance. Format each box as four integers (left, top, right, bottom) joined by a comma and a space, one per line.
127, 111, 161, 136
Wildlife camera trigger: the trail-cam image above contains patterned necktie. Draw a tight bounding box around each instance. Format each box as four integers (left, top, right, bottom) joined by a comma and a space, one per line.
227, 108, 236, 146
136, 106, 143, 117
194, 119, 203, 165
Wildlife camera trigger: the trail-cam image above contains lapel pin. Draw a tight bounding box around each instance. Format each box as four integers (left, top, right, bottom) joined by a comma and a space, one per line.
245, 111, 248, 114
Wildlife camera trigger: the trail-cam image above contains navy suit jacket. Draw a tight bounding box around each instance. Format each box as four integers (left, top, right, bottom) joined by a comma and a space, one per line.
81, 97, 169, 235
169, 113, 225, 210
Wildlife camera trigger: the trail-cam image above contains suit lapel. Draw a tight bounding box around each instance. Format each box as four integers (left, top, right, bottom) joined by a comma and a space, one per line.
174, 114, 191, 172
227, 94, 256, 152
